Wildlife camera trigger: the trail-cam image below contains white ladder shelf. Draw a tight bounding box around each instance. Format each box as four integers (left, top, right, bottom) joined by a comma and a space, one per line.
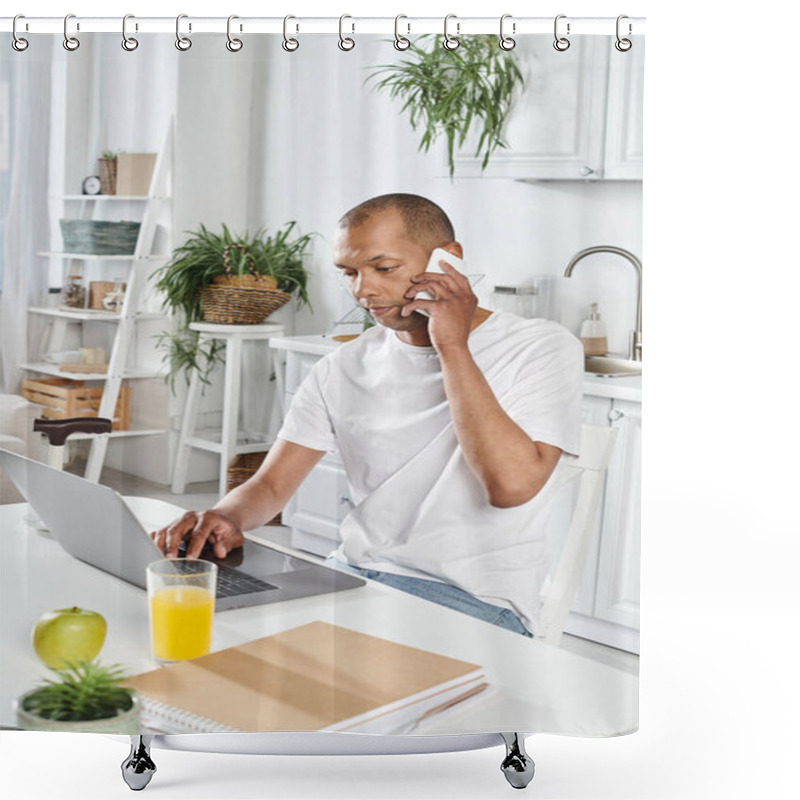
24, 120, 174, 483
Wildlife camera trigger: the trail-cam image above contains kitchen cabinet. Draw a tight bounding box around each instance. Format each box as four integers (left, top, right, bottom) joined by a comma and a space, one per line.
594, 399, 641, 628
557, 392, 641, 653
603, 43, 645, 179
449, 37, 643, 181
271, 336, 641, 653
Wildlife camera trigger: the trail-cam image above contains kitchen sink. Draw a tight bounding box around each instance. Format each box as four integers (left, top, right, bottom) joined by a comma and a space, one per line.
584, 356, 642, 378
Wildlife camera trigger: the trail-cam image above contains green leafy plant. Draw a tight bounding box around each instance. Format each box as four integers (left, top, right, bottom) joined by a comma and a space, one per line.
101, 150, 118, 159
152, 221, 316, 389
21, 660, 135, 722
368, 35, 525, 176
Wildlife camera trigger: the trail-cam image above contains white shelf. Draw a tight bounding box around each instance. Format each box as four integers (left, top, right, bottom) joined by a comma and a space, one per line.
185, 430, 273, 456
21, 363, 164, 381
33, 118, 175, 485
28, 307, 165, 322
36, 252, 163, 261
67, 428, 166, 441
62, 195, 165, 201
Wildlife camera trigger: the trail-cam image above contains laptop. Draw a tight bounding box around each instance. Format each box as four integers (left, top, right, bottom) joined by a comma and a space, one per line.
0, 449, 365, 611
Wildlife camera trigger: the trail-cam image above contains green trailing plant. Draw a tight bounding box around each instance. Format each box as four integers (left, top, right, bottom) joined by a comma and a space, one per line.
368, 35, 525, 176
152, 221, 316, 390
21, 660, 135, 722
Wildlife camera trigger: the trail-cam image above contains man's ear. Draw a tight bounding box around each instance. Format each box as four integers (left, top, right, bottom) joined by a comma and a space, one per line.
443, 241, 464, 260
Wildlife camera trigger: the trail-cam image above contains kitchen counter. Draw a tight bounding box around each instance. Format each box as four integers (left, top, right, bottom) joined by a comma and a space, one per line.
270, 334, 642, 403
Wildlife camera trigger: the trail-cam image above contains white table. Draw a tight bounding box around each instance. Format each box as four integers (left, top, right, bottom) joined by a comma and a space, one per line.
171, 322, 285, 497
1, 501, 637, 737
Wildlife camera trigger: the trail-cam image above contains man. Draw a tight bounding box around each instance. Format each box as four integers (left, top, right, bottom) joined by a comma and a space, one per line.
152, 194, 583, 636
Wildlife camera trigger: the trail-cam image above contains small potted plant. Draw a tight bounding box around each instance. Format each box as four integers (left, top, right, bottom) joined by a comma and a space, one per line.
153, 221, 316, 389
98, 150, 118, 195
14, 659, 140, 733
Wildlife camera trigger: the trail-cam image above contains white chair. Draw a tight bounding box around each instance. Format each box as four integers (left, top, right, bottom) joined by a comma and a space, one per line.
536, 424, 618, 646
0, 394, 42, 504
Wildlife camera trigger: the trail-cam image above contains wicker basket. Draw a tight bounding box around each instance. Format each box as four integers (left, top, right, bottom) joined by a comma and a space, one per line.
200, 244, 291, 325
227, 451, 282, 526
59, 220, 141, 255
98, 157, 117, 195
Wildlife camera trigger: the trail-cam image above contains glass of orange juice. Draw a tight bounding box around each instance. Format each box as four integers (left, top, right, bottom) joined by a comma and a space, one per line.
146, 559, 217, 665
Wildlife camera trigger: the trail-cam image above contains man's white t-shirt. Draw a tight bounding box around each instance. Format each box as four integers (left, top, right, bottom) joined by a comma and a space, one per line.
277, 311, 584, 635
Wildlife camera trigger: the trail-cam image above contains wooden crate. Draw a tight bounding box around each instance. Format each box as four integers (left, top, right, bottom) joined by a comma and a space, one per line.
89, 281, 126, 310
21, 378, 131, 431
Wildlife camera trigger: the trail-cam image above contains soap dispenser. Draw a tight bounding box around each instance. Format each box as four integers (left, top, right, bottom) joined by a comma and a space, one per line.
580, 302, 608, 356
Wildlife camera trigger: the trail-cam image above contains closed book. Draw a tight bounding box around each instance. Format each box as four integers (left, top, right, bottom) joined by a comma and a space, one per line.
122, 621, 487, 734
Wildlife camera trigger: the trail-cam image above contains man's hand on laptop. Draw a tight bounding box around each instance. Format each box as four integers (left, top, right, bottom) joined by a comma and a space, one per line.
150, 510, 245, 560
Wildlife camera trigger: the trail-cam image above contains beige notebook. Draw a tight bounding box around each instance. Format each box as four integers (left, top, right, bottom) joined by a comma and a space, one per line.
123, 621, 487, 734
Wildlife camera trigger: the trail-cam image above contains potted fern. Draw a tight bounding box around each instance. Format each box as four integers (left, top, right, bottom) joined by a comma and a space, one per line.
14, 659, 140, 733
153, 221, 316, 389
368, 35, 525, 176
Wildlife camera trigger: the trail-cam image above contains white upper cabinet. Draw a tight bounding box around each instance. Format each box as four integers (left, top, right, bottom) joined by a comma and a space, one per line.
603, 40, 645, 179
448, 37, 643, 181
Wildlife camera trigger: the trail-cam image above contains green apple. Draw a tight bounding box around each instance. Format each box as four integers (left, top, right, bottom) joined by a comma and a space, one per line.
32, 607, 107, 670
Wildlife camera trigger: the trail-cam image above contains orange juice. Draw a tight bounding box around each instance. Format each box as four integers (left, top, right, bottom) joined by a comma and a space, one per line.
149, 585, 214, 662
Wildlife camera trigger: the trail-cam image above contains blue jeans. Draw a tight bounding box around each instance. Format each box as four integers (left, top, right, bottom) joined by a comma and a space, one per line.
325, 557, 533, 638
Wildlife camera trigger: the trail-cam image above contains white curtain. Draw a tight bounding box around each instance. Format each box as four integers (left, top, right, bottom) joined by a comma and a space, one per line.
1, 40, 55, 393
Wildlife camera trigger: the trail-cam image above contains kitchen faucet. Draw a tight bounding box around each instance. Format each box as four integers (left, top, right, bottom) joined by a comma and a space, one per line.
563, 246, 642, 361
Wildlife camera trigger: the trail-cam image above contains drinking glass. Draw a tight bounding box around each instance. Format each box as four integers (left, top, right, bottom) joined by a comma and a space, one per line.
146, 558, 217, 665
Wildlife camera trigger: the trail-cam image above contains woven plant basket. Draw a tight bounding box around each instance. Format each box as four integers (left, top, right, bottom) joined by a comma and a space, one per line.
227, 451, 282, 526
98, 157, 117, 195
200, 244, 291, 324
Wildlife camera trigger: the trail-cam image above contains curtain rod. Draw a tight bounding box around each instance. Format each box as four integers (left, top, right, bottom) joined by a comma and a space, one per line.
1, 16, 646, 36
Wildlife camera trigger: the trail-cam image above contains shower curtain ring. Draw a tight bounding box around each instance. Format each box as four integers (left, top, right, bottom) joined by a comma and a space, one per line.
282, 15, 299, 52
443, 14, 459, 51
394, 15, 410, 51
63, 14, 80, 51
226, 15, 243, 52
338, 15, 355, 51
121, 14, 139, 51
176, 14, 192, 51
615, 15, 632, 51
499, 14, 516, 51
12, 14, 29, 51
553, 14, 570, 51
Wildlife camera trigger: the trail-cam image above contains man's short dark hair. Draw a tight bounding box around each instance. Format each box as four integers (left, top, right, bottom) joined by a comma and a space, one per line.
338, 193, 455, 249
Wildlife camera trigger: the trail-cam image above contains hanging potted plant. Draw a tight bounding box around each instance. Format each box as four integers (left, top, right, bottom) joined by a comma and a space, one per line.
14, 659, 140, 733
368, 35, 525, 176
153, 221, 315, 389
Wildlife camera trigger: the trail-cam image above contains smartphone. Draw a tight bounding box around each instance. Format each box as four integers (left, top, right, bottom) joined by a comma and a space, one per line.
415, 248, 465, 316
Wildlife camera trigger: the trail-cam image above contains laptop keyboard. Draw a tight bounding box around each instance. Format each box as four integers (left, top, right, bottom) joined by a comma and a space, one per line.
215, 565, 277, 599
171, 546, 278, 598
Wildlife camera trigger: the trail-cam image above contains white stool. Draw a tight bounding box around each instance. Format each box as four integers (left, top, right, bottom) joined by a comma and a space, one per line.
171, 322, 285, 498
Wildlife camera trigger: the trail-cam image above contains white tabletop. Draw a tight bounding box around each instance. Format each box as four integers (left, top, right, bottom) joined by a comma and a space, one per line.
1, 501, 636, 737
189, 322, 285, 336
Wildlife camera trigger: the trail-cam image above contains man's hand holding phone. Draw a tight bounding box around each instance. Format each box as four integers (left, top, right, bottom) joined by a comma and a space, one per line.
402, 247, 478, 352
150, 509, 245, 560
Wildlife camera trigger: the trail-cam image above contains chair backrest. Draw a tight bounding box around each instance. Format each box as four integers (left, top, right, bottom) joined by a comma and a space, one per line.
537, 424, 618, 646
